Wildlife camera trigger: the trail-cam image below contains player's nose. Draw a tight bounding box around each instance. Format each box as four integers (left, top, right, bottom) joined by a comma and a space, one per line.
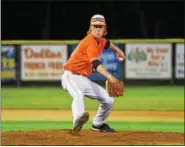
97, 28, 101, 31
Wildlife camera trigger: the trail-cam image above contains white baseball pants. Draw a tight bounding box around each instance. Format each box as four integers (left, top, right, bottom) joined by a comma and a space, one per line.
61, 70, 114, 126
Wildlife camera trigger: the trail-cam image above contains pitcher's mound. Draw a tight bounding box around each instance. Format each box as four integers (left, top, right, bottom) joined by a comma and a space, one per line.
2, 130, 184, 145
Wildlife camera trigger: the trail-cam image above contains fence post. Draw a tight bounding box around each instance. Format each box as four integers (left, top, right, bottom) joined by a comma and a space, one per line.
16, 45, 21, 87
170, 43, 175, 85
121, 43, 125, 82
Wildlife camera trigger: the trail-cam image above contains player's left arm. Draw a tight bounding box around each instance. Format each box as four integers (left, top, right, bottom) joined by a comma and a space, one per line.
109, 41, 125, 60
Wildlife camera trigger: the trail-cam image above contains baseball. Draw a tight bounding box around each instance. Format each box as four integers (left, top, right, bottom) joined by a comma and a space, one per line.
118, 57, 124, 61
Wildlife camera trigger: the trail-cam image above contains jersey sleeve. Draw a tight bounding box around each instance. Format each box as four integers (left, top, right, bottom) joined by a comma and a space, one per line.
102, 38, 110, 49
104, 39, 110, 49
87, 40, 100, 62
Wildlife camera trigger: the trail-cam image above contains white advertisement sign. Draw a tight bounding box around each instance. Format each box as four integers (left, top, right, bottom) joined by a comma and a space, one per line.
125, 43, 172, 79
175, 44, 184, 79
21, 45, 67, 81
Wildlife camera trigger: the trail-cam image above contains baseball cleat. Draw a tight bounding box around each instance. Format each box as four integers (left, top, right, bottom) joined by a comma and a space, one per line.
92, 123, 115, 132
72, 112, 89, 133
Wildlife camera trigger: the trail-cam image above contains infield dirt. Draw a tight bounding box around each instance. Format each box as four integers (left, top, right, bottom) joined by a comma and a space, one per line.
2, 130, 184, 145
1, 110, 184, 145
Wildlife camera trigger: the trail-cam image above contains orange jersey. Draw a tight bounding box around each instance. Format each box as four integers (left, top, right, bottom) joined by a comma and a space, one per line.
64, 34, 108, 76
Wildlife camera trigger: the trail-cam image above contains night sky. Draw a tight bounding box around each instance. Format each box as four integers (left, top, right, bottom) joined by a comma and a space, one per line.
2, 1, 184, 40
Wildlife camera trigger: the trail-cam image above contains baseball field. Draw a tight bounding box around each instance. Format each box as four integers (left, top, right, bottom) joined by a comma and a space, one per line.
1, 86, 184, 145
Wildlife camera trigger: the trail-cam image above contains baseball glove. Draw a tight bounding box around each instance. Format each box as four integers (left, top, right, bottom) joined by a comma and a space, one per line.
106, 79, 124, 97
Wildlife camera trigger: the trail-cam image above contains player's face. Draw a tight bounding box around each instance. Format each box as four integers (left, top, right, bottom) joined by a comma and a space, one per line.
91, 25, 105, 39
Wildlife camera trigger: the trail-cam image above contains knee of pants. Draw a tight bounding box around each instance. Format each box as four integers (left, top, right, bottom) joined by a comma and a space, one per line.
72, 95, 84, 103
104, 97, 114, 106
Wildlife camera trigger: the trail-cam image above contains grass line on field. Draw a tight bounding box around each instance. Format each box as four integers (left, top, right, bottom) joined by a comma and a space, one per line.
2, 121, 184, 133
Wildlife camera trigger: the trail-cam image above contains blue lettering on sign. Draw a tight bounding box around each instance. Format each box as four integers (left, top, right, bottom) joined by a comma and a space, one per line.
71, 44, 121, 80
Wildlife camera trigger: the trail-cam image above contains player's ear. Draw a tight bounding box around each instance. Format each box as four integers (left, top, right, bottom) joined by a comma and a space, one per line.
103, 26, 108, 36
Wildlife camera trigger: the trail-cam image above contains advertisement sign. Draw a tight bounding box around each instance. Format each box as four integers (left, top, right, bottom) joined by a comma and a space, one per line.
21, 45, 67, 81
125, 43, 172, 79
71, 44, 121, 80
175, 44, 184, 79
1, 46, 16, 82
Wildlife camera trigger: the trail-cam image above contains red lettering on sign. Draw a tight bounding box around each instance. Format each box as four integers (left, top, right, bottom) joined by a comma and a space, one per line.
24, 47, 62, 59
148, 60, 160, 66
159, 48, 168, 53
151, 54, 160, 60
24, 62, 45, 69
48, 62, 63, 69
147, 48, 154, 53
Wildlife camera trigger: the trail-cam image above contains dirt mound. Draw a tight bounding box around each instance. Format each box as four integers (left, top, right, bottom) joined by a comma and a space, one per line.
2, 130, 184, 145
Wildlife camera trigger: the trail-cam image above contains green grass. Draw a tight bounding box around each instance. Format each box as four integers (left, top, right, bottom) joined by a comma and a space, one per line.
2, 121, 184, 133
1, 87, 184, 111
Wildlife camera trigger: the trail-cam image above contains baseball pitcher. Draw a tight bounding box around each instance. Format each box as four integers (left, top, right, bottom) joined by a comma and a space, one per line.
61, 14, 125, 133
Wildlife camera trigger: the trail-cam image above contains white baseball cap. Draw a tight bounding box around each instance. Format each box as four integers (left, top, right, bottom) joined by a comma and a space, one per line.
90, 14, 106, 26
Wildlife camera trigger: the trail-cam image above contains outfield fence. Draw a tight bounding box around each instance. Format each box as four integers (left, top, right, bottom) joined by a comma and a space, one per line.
1, 39, 184, 87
